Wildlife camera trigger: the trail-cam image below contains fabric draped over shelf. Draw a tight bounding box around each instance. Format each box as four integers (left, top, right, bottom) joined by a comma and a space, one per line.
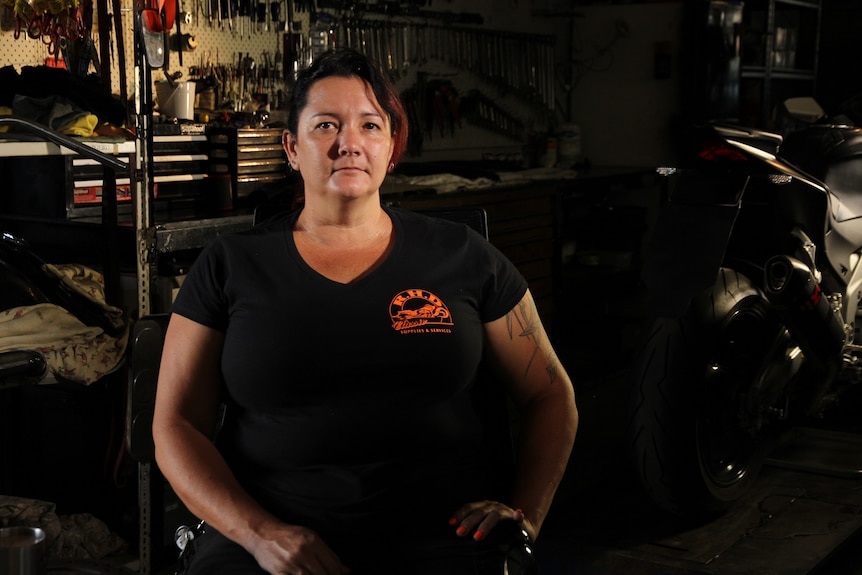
0, 263, 128, 385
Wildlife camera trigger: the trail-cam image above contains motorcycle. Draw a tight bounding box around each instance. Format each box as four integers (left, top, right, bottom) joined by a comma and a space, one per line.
629, 94, 862, 520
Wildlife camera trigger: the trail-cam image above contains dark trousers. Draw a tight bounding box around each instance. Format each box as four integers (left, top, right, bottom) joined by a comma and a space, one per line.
184, 521, 534, 575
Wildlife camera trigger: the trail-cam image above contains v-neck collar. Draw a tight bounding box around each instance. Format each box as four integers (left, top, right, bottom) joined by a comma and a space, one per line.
285, 206, 402, 286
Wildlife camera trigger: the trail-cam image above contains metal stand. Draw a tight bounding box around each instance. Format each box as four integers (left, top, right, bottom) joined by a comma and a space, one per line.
132, 10, 158, 575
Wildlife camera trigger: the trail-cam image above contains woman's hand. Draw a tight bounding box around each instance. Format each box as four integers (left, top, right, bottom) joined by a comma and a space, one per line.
248, 523, 351, 575
448, 500, 537, 542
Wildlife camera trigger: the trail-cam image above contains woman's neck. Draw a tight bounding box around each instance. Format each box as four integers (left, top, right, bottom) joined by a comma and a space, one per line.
292, 203, 395, 284
294, 202, 390, 248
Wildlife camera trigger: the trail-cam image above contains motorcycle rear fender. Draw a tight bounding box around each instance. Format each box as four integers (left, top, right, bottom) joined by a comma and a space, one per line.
642, 171, 744, 317
642, 201, 740, 317
723, 137, 828, 195
704, 123, 826, 194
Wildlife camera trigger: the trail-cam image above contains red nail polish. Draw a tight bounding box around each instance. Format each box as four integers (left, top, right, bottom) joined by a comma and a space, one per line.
473, 530, 485, 541
456, 526, 468, 536
448, 517, 458, 526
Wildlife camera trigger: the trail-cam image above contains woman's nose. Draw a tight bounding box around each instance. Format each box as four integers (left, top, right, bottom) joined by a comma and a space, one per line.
338, 126, 361, 155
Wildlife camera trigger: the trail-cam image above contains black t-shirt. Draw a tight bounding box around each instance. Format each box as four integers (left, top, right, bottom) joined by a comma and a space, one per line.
171, 206, 528, 542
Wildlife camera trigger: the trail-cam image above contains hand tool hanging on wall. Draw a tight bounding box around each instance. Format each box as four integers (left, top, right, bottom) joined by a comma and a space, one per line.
322, 16, 554, 113
425, 79, 460, 139
426, 25, 555, 112
9, 0, 86, 70
111, 0, 128, 117
270, 1, 281, 33
401, 83, 423, 157
95, 0, 111, 80
73, 0, 97, 77
460, 89, 525, 141
237, 0, 248, 38
175, 0, 184, 65
256, 0, 266, 33
282, 0, 294, 81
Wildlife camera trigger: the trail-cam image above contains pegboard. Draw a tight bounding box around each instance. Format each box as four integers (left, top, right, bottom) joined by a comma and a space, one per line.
0, 1, 565, 161
0, 0, 296, 108
0, 7, 59, 71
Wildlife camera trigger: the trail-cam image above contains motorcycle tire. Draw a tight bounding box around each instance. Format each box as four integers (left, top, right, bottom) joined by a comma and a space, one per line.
628, 267, 789, 521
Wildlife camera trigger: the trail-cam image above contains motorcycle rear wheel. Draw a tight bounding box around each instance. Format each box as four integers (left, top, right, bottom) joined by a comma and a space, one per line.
629, 267, 789, 520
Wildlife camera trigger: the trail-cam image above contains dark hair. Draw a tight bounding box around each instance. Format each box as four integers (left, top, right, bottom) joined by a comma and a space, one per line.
287, 48, 409, 168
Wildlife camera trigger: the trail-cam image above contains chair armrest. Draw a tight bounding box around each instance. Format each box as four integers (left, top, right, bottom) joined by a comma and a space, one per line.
126, 314, 171, 462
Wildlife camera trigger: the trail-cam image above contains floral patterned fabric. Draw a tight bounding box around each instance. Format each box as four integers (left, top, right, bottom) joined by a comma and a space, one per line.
0, 264, 128, 385
0, 495, 127, 560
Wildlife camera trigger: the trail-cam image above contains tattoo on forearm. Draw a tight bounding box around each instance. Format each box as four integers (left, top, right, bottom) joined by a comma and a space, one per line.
506, 300, 558, 385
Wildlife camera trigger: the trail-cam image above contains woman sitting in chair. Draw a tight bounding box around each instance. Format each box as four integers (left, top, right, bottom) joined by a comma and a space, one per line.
152, 48, 578, 575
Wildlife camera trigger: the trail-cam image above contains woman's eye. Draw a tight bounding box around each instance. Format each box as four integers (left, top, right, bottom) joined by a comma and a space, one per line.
364, 122, 380, 131
317, 121, 335, 130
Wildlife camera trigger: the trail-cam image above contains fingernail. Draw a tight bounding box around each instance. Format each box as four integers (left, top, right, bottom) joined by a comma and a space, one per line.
456, 526, 468, 536
448, 517, 458, 526
473, 530, 485, 541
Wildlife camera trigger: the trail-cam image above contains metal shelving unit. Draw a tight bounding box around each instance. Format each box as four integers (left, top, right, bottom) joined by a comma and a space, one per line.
740, 0, 822, 128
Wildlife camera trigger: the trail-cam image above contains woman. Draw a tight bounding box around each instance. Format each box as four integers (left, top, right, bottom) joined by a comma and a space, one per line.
152, 48, 578, 575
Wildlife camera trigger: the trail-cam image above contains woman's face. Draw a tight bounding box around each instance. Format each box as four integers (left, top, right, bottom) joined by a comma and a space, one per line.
284, 75, 394, 202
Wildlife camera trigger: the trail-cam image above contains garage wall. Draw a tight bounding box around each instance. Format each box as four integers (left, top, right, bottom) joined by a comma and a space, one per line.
0, 1, 686, 169
565, 2, 684, 168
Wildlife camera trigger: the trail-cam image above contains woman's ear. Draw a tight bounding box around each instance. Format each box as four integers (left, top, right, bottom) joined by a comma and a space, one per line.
386, 136, 395, 173
283, 130, 299, 171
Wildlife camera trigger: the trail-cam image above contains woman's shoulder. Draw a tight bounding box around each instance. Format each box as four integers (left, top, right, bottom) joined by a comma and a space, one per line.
387, 205, 488, 240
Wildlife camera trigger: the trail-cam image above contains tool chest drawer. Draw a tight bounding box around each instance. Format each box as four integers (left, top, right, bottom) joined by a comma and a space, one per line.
208, 127, 288, 206
68, 134, 209, 218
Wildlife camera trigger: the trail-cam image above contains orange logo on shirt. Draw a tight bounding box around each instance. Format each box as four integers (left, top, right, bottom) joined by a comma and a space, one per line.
390, 289, 454, 334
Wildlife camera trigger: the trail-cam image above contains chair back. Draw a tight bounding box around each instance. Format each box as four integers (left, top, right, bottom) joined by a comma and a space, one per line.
127, 205, 494, 464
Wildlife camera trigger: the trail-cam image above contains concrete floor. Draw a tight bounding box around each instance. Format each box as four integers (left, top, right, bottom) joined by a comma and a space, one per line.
534, 372, 862, 575
538, 282, 862, 575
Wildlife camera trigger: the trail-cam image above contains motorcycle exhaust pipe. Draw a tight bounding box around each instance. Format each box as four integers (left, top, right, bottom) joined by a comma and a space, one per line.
763, 255, 845, 376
